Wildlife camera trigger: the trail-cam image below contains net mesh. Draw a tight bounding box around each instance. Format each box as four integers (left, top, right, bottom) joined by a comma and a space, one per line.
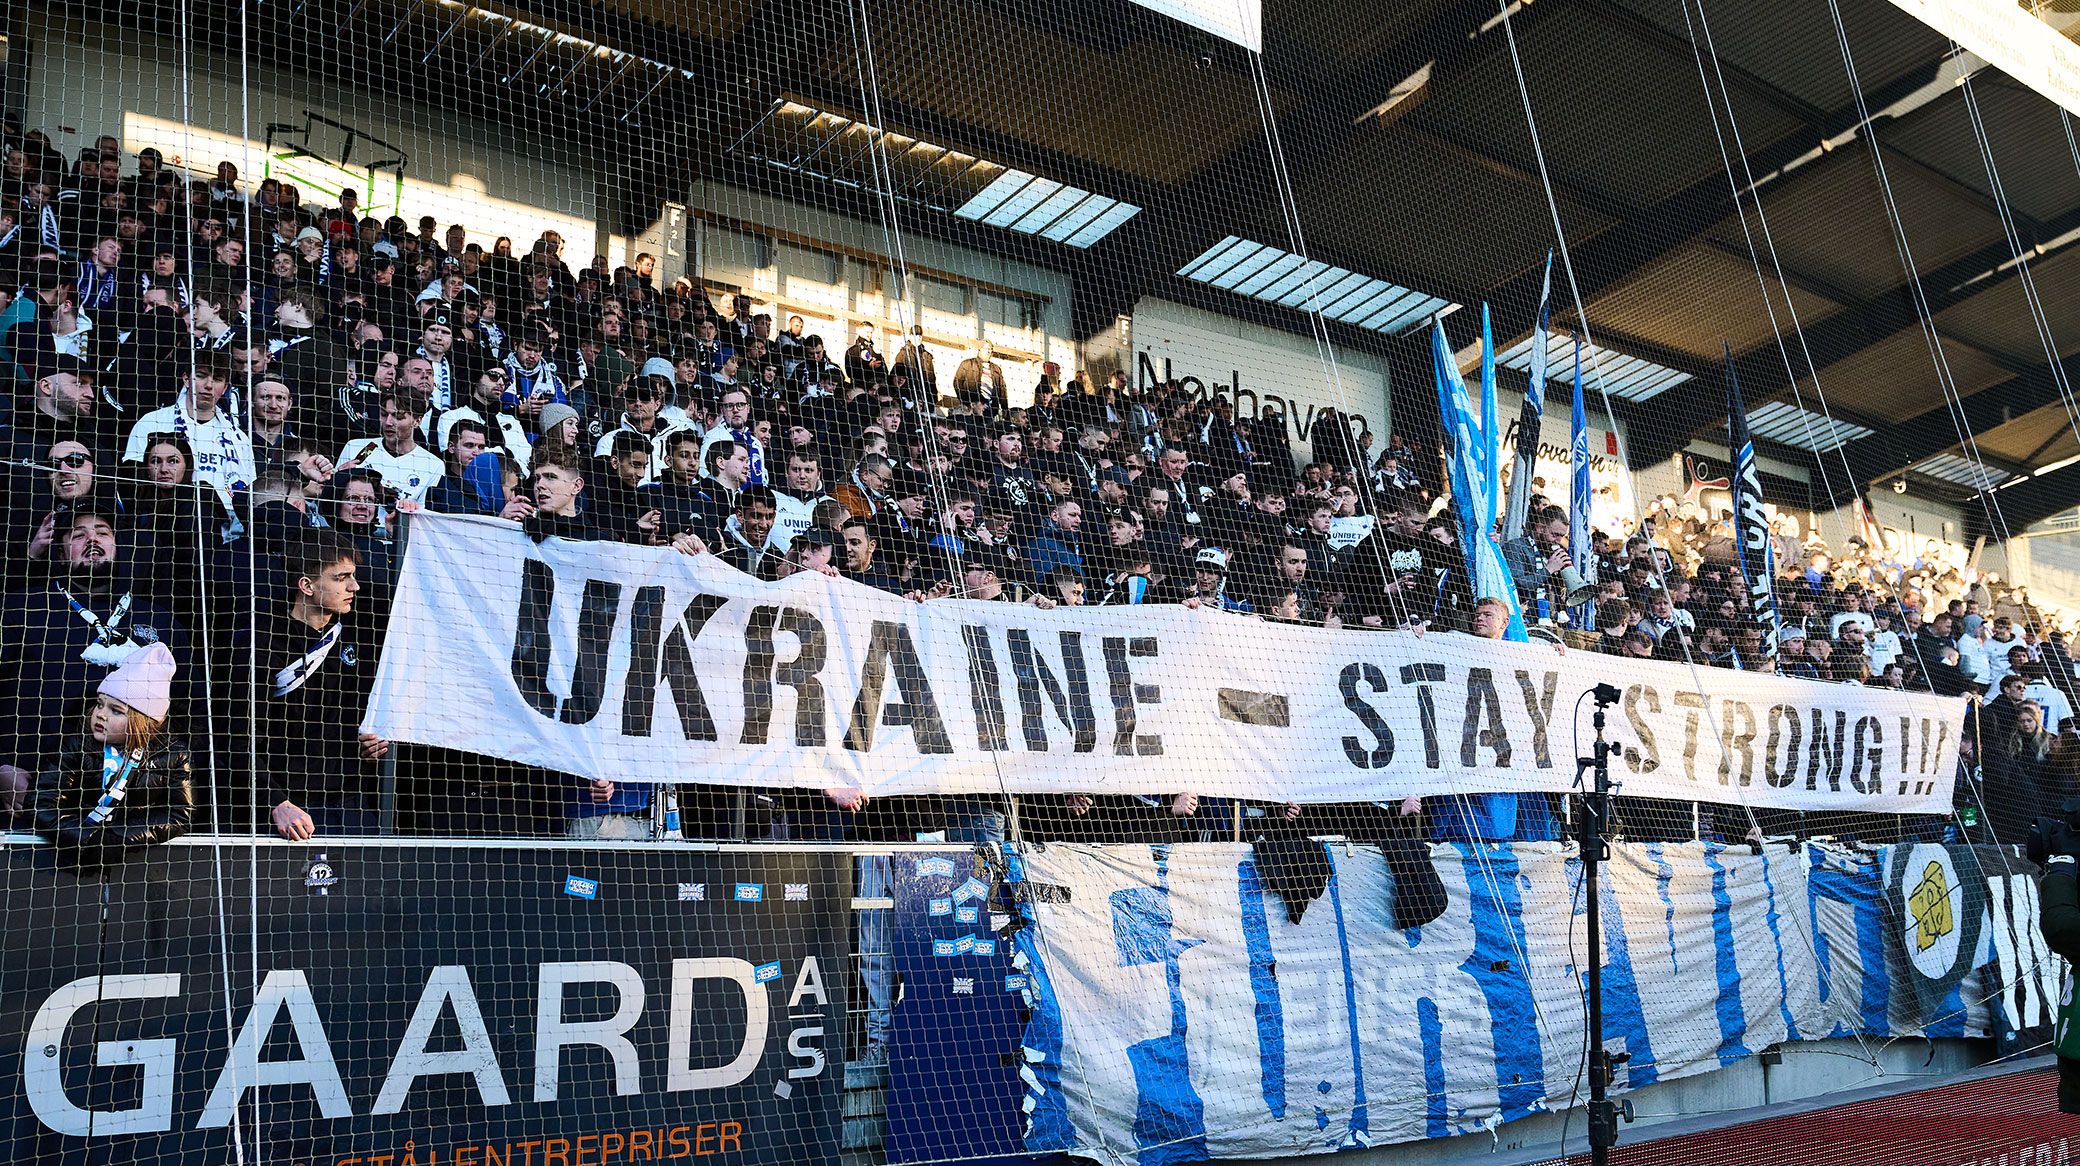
3, 0, 2079, 1162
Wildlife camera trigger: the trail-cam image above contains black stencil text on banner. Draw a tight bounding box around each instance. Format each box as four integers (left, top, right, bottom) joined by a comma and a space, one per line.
366, 514, 1968, 813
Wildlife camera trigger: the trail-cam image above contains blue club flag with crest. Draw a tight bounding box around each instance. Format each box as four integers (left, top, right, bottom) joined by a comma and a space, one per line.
1569, 336, 1596, 630
1724, 343, 1783, 661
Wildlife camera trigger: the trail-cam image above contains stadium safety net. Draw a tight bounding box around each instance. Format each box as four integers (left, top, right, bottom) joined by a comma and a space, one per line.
4, 0, 2080, 1163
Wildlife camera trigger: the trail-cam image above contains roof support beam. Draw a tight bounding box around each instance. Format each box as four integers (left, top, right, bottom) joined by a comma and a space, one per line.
1839, 353, 2080, 485
1620, 190, 2080, 469
1968, 458, 2080, 543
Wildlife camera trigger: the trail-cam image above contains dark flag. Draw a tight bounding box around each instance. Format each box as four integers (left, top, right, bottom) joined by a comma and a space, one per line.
1725, 343, 1782, 661
1503, 251, 1553, 541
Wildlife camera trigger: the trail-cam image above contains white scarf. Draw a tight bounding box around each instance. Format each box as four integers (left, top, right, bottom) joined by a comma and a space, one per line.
273, 620, 344, 697
56, 582, 140, 667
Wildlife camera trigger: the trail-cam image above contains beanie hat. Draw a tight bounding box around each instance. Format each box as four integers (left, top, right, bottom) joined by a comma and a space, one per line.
98, 642, 176, 723
539, 403, 580, 436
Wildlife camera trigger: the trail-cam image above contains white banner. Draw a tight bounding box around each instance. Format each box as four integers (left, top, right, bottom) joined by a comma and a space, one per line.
364, 514, 1964, 812
1011, 840, 1823, 1159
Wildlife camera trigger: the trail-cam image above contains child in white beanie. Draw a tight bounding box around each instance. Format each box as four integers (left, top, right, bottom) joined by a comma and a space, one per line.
32, 642, 195, 874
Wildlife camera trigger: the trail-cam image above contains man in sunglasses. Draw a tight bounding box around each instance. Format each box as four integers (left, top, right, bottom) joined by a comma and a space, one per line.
435, 359, 533, 473
10, 440, 103, 583
592, 373, 690, 485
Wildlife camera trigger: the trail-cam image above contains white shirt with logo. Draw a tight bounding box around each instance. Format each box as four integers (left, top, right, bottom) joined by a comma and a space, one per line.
124, 392, 256, 504
596, 419, 697, 485
435, 407, 534, 474
338, 437, 446, 503
770, 490, 828, 552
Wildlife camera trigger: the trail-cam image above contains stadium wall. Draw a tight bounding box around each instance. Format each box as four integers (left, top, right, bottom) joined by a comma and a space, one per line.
1120, 294, 1395, 461
20, 12, 602, 257
677, 179, 1078, 409
1341, 1036, 1987, 1166
2004, 515, 2080, 602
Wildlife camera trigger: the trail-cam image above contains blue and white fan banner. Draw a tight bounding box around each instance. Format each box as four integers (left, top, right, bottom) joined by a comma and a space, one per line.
1012, 840, 1823, 1163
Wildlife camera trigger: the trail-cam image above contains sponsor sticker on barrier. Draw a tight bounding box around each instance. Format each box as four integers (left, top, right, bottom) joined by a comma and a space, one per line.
678, 882, 705, 901
955, 905, 979, 924
955, 877, 990, 903
784, 883, 809, 901
929, 897, 953, 916
753, 960, 782, 983
916, 856, 957, 878
564, 875, 598, 900
933, 939, 958, 957
955, 934, 977, 954
735, 882, 764, 902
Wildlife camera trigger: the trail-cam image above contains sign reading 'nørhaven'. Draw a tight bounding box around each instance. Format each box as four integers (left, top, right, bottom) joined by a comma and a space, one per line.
365, 514, 1965, 813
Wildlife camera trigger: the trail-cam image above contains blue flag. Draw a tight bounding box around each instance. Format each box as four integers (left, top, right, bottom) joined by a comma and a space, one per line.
1429, 312, 1550, 843
1569, 337, 1595, 631
1725, 345, 1782, 661
1429, 312, 1527, 642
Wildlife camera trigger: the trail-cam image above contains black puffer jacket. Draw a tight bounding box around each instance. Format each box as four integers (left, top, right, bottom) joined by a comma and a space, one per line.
32, 735, 196, 874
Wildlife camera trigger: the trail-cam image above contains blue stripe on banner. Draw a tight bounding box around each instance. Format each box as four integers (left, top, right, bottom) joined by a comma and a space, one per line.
1803, 850, 1840, 1035
1926, 981, 1969, 1038
1017, 937, 1076, 1151
1236, 858, 1288, 1119
1652, 845, 1681, 973
1114, 848, 1208, 1165
1757, 847, 1803, 1042
1417, 997, 1448, 1139
1586, 856, 1659, 1090
1854, 871, 1892, 1035
1008, 866, 1076, 1153
1458, 845, 1547, 1122
1703, 846, 1753, 1065
1324, 847, 1371, 1146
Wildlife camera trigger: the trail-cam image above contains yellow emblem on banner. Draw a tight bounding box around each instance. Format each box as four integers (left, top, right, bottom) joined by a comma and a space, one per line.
1909, 859, 1954, 953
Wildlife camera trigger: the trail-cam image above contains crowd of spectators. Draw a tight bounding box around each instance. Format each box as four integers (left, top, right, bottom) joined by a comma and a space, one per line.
1, 127, 2073, 865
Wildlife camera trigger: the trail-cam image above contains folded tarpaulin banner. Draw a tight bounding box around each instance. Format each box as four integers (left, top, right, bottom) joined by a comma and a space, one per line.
1008, 839, 1825, 1161
365, 512, 1966, 811
1805, 840, 2056, 1046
